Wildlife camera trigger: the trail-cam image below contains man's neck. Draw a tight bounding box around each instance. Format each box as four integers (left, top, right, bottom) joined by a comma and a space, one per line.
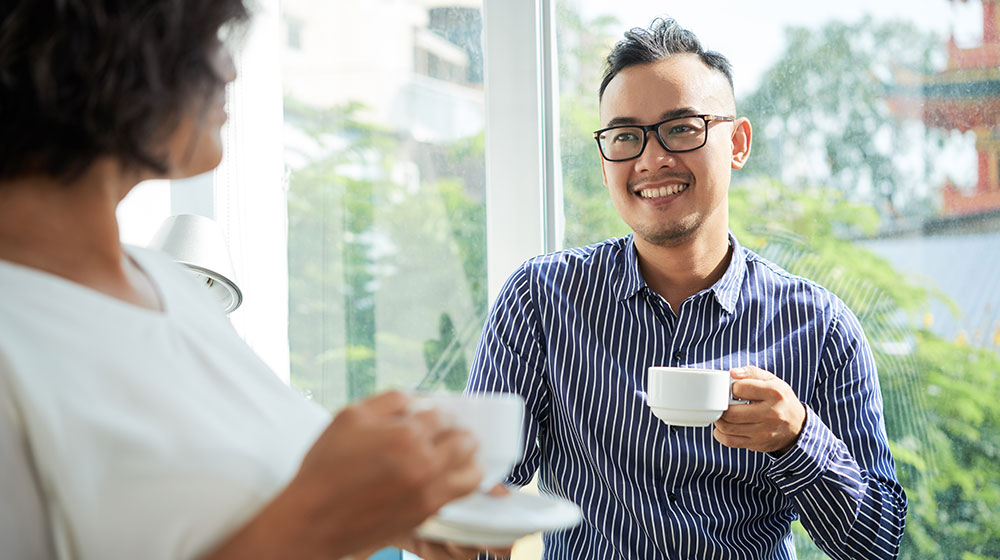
633, 228, 732, 313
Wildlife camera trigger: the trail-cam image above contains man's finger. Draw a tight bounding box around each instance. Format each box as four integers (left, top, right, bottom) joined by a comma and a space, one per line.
713, 427, 753, 448
729, 365, 774, 380
729, 379, 778, 403
715, 414, 764, 435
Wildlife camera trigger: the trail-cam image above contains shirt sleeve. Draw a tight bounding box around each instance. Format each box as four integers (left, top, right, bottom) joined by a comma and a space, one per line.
0, 373, 56, 559
465, 263, 549, 488
765, 304, 907, 559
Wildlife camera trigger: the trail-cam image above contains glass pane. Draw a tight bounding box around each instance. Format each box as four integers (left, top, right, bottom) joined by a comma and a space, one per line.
278, 1, 486, 410
556, 1, 999, 558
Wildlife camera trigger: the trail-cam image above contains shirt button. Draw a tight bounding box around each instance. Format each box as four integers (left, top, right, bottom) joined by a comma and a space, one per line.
782, 471, 797, 479
673, 350, 683, 363
668, 492, 678, 502
670, 426, 678, 434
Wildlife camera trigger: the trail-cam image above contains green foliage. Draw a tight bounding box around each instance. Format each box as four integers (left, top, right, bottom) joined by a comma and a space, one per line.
729, 178, 946, 319
434, 174, 488, 313
556, 8, 630, 248
729, 180, 1000, 558
907, 331, 1000, 558
732, 17, 999, 555
286, 101, 487, 408
791, 520, 827, 560
742, 17, 943, 220
560, 94, 630, 247
286, 101, 390, 404
421, 313, 470, 391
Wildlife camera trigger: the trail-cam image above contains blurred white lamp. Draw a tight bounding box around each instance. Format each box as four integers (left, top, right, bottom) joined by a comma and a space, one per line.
148, 214, 243, 313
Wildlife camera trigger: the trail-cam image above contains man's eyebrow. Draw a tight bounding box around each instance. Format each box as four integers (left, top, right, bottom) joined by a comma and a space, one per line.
604, 116, 640, 127
603, 107, 700, 128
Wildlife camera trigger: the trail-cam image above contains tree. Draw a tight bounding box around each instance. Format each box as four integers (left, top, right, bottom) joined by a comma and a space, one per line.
286, 101, 487, 409
286, 100, 395, 405
729, 180, 1000, 559
556, 6, 631, 248
420, 312, 470, 391
741, 17, 945, 221
734, 18, 1000, 555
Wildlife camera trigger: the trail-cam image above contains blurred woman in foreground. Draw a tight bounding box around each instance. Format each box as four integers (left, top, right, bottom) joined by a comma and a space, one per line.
0, 1, 500, 558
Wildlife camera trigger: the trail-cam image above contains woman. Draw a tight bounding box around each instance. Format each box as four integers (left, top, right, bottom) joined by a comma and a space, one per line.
0, 1, 503, 558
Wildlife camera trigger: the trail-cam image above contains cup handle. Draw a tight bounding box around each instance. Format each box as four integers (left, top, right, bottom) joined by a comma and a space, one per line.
729, 377, 750, 405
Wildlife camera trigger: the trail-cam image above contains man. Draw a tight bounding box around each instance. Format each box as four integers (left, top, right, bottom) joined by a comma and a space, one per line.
466, 18, 907, 559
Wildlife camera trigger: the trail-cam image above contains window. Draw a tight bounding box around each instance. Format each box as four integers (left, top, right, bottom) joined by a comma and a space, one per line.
554, 1, 1000, 558
278, 0, 486, 411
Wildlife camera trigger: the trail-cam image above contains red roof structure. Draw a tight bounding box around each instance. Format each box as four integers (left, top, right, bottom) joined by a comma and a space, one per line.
888, 0, 1000, 216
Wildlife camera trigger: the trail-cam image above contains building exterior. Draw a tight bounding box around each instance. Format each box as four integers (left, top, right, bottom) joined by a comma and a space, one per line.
890, 0, 1000, 217
874, 0, 1000, 350
279, 0, 483, 143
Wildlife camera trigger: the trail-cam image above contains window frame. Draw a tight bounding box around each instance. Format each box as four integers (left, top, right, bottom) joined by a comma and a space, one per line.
482, 0, 563, 303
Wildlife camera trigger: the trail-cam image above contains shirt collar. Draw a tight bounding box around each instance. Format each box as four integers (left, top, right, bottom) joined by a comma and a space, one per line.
712, 232, 747, 314
612, 235, 646, 302
612, 232, 747, 314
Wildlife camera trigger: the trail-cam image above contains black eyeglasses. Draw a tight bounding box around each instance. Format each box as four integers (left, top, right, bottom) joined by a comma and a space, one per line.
593, 114, 735, 162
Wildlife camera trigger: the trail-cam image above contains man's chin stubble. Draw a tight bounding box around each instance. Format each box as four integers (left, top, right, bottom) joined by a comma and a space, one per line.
635, 221, 700, 248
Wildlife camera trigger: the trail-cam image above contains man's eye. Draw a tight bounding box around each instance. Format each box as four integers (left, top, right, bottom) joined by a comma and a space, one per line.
667, 125, 695, 135
613, 132, 639, 143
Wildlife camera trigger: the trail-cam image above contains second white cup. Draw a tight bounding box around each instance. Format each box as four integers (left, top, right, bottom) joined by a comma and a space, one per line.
412, 392, 525, 490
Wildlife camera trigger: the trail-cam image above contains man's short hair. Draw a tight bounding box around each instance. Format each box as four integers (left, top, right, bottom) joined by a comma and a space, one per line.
599, 17, 734, 101
0, 0, 250, 180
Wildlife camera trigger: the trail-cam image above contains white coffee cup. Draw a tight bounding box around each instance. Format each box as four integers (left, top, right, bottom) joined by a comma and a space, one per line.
411, 392, 525, 490
646, 367, 749, 426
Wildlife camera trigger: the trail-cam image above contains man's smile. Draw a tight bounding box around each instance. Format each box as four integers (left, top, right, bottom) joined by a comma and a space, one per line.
637, 183, 688, 199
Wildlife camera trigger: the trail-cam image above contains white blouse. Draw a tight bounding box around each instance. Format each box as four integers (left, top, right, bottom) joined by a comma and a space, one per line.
0, 247, 330, 559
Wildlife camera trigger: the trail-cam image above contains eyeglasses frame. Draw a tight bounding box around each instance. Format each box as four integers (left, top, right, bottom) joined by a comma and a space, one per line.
593, 114, 736, 162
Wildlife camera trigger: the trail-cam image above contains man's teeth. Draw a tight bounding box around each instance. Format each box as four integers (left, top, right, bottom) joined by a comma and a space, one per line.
639, 184, 688, 198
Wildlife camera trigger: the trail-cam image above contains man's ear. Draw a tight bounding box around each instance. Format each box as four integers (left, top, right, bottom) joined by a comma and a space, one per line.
731, 117, 752, 170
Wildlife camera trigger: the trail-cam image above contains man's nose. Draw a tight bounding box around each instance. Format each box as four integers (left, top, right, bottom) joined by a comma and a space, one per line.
635, 130, 676, 172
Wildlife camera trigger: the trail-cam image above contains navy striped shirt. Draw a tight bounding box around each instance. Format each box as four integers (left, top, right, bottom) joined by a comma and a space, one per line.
466, 233, 906, 559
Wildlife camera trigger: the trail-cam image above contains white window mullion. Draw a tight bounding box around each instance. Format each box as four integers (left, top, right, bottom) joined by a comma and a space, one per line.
213, 0, 290, 382
538, 0, 564, 256
483, 0, 563, 306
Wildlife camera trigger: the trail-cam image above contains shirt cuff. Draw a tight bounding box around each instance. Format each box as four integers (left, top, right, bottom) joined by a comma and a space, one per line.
765, 404, 837, 497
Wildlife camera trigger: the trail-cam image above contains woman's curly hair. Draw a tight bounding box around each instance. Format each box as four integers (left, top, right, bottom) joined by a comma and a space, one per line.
0, 0, 250, 180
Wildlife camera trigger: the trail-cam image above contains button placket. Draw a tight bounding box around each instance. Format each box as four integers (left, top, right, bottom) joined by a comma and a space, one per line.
646, 289, 681, 370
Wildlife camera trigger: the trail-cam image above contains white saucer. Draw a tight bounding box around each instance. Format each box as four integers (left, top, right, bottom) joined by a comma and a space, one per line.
417, 518, 531, 547
416, 491, 582, 546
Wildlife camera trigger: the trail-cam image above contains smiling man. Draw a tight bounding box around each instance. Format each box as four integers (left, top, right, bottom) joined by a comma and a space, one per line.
467, 17, 907, 560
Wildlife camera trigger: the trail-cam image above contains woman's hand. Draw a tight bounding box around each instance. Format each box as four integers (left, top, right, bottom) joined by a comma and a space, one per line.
206, 390, 483, 559
383, 483, 515, 560
390, 534, 514, 560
